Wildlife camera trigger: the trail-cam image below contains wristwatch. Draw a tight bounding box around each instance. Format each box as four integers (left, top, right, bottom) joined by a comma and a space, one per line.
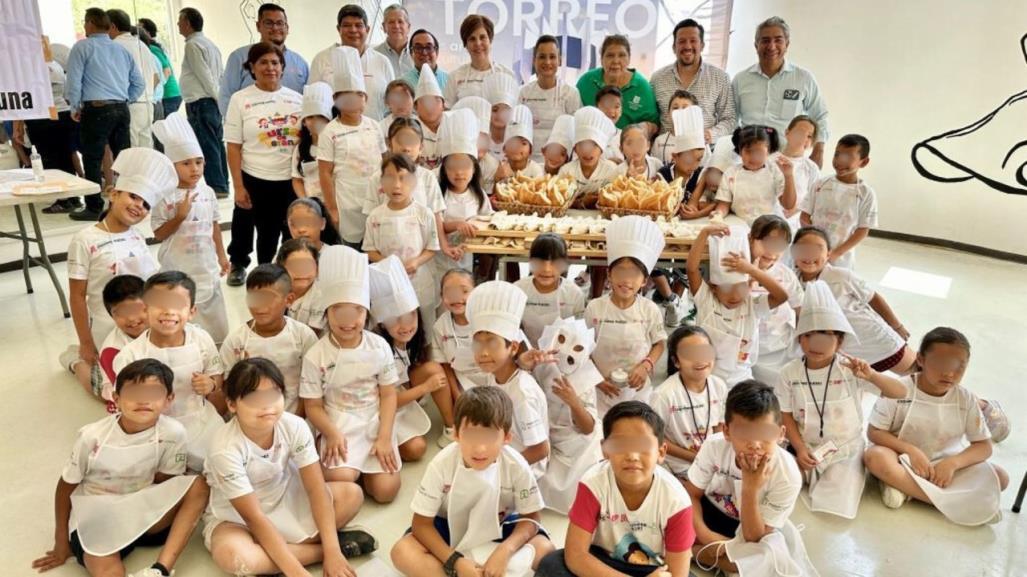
443, 551, 464, 577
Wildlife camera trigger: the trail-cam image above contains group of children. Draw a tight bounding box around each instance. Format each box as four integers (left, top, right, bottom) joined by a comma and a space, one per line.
43, 54, 1013, 577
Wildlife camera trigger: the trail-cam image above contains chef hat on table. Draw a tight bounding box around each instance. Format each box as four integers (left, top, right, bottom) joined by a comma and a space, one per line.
796, 280, 857, 339
301, 82, 334, 121
414, 63, 444, 103
483, 72, 518, 108
672, 106, 706, 153
318, 245, 369, 309
437, 108, 479, 158
152, 112, 202, 163
708, 225, 752, 286
453, 96, 491, 136
111, 148, 178, 207
467, 281, 527, 343
503, 105, 534, 147
369, 255, 419, 322
543, 114, 575, 153
605, 215, 665, 274
574, 106, 616, 152
331, 45, 366, 94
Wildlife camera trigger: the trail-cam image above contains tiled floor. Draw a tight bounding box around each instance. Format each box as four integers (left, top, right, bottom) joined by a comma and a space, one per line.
0, 226, 1023, 576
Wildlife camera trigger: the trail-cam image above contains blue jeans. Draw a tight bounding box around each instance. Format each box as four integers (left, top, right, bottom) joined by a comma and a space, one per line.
185, 97, 228, 193
80, 102, 131, 211
162, 95, 182, 115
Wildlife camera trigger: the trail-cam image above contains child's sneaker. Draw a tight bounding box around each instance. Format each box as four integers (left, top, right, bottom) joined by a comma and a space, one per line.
880, 483, 909, 509
338, 526, 378, 558
129, 567, 174, 577
980, 399, 1010, 443
437, 426, 456, 448
662, 293, 694, 328
58, 345, 81, 374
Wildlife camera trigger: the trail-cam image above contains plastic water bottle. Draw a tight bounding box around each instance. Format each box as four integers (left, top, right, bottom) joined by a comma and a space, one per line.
30, 146, 45, 182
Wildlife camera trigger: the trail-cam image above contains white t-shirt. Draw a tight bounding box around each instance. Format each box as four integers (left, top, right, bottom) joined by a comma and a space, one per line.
363, 202, 440, 256
869, 376, 990, 460
151, 183, 222, 278
772, 152, 819, 217
613, 156, 664, 181
98, 327, 138, 399
517, 80, 582, 160
715, 162, 786, 226
442, 62, 516, 105
224, 84, 302, 181
811, 265, 904, 364
291, 146, 323, 199
585, 295, 667, 386
440, 188, 493, 269
497, 160, 545, 181
365, 165, 446, 214
799, 175, 878, 268
776, 357, 875, 442
755, 262, 803, 355
220, 318, 318, 413
417, 120, 442, 170
514, 277, 587, 347
570, 461, 695, 562
431, 311, 488, 388
67, 224, 157, 345
693, 283, 772, 384
204, 412, 319, 502
558, 158, 619, 196
299, 331, 399, 411
485, 370, 549, 477
63, 415, 187, 496
410, 443, 544, 519
652, 132, 675, 166
316, 116, 388, 241
309, 44, 395, 121
687, 433, 802, 526
652, 375, 729, 475
288, 281, 326, 332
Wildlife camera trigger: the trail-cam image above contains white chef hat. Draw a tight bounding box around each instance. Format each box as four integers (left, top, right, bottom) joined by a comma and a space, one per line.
543, 114, 575, 153
467, 281, 527, 342
672, 106, 706, 154
503, 105, 534, 147
483, 72, 518, 108
369, 255, 419, 322
605, 215, 665, 274
574, 106, 616, 152
152, 111, 202, 163
708, 225, 752, 285
318, 245, 369, 309
437, 108, 479, 159
331, 45, 366, 94
111, 148, 178, 207
796, 280, 856, 338
301, 82, 334, 121
414, 63, 443, 103
453, 96, 491, 136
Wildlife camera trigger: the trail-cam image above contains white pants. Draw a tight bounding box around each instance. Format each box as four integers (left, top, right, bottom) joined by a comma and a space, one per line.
128, 101, 153, 148
194, 286, 229, 345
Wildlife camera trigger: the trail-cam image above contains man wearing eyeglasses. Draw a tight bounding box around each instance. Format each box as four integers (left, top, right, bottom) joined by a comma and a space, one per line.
400, 29, 450, 94
217, 2, 309, 118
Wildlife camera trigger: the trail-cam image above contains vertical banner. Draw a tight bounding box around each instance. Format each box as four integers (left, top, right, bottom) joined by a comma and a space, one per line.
0, 0, 54, 120
406, 0, 662, 85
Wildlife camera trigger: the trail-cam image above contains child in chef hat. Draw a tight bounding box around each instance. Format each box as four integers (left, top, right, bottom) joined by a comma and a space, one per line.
453, 95, 501, 194
586, 216, 668, 418
558, 106, 619, 205
494, 104, 544, 183
152, 111, 230, 344
483, 72, 520, 161
541, 114, 575, 176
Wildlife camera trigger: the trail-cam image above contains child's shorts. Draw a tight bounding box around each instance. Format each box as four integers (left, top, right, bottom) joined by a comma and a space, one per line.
69, 526, 170, 565
406, 514, 551, 544
536, 546, 668, 577
871, 346, 907, 373
699, 496, 740, 538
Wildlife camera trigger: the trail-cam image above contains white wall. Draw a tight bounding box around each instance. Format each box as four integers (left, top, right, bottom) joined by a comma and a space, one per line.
727, 0, 1027, 256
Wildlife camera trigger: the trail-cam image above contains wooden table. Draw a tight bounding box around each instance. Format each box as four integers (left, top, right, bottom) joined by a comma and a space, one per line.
0, 169, 101, 317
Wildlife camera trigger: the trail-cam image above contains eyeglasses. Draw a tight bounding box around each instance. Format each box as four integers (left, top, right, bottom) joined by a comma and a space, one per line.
411, 44, 437, 54
118, 384, 169, 401
239, 387, 284, 406
259, 19, 288, 29
602, 436, 658, 454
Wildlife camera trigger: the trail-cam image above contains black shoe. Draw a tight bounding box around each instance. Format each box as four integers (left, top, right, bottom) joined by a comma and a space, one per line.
214, 189, 229, 199
227, 265, 247, 286
69, 207, 102, 221
42, 200, 72, 214
64, 197, 83, 209
337, 527, 377, 558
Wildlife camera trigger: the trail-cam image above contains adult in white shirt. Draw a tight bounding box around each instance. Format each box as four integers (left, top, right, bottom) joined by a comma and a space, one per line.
107, 9, 159, 148
442, 14, 516, 104
309, 4, 395, 121
224, 43, 302, 266
373, 3, 414, 78
518, 35, 582, 163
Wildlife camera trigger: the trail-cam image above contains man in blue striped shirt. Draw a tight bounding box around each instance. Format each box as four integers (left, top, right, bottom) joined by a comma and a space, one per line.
64, 7, 144, 220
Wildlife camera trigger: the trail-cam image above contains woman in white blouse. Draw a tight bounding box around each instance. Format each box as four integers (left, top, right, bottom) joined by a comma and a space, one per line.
442, 14, 516, 104
225, 42, 303, 269
518, 35, 582, 163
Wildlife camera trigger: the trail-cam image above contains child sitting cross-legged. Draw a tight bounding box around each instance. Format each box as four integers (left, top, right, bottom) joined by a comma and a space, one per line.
391, 386, 554, 577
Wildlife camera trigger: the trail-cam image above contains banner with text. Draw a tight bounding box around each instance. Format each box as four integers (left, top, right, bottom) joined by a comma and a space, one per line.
0, 0, 54, 121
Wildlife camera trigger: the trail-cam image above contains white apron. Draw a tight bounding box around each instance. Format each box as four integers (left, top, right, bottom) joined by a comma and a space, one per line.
301, 159, 323, 199
90, 227, 159, 345
706, 325, 752, 386
538, 364, 603, 514
446, 315, 489, 390
895, 385, 1001, 526
322, 348, 401, 474
521, 283, 563, 348
797, 361, 867, 519
725, 507, 820, 577
393, 350, 432, 445
208, 426, 321, 543
70, 417, 196, 556
376, 211, 438, 319
593, 299, 652, 416
446, 461, 536, 577
238, 323, 306, 413
334, 127, 380, 243
145, 337, 224, 471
